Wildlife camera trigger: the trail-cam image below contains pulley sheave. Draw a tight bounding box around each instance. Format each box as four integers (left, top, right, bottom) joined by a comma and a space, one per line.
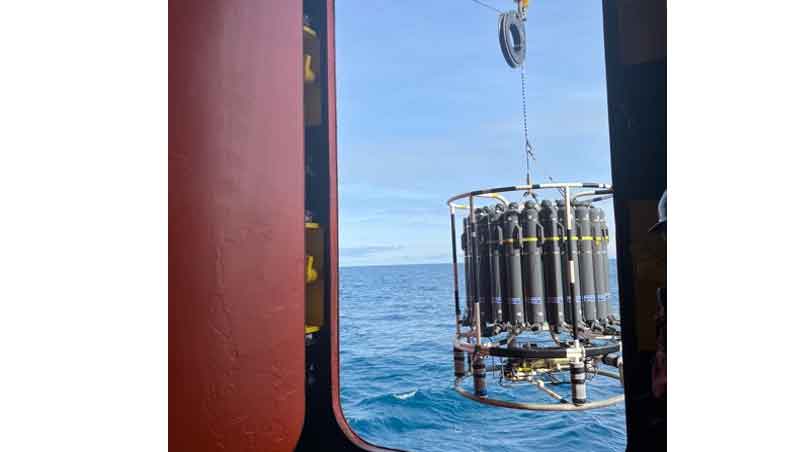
498, 11, 526, 68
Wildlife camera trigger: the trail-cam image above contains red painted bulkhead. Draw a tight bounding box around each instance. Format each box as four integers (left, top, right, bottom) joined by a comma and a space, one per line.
169, 1, 305, 451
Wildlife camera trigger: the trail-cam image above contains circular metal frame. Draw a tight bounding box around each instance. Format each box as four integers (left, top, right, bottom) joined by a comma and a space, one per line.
447, 182, 611, 207
453, 336, 621, 360
454, 368, 624, 411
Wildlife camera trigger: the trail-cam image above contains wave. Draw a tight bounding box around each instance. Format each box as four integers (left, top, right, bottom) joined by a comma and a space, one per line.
393, 389, 417, 400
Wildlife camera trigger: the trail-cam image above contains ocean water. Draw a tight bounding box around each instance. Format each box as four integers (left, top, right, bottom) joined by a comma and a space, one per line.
340, 261, 625, 452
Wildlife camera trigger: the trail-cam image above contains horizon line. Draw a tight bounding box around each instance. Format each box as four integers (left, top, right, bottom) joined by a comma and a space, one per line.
340, 258, 618, 269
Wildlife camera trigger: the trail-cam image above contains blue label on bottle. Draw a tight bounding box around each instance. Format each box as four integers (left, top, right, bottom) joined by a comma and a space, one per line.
527, 296, 543, 305
510, 297, 522, 305
492, 297, 502, 304
582, 295, 596, 302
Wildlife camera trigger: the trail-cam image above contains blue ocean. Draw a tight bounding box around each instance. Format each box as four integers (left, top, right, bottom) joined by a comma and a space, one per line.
339, 261, 625, 452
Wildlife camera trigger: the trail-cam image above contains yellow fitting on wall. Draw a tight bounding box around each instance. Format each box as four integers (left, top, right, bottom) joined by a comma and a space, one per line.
306, 255, 318, 283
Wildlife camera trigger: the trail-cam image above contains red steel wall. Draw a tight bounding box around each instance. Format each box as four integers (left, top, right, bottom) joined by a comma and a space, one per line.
169, 1, 305, 451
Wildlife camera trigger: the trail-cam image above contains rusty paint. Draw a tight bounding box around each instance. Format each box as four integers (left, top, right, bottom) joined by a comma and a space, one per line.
169, 1, 305, 451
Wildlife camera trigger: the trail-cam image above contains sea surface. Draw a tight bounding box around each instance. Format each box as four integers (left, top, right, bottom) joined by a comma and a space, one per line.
340, 261, 625, 452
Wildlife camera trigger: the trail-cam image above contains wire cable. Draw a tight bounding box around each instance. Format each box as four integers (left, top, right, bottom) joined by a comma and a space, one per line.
520, 62, 535, 188
467, 0, 504, 14
469, 0, 562, 197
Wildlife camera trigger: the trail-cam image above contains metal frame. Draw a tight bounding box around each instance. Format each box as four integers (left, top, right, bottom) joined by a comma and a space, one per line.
446, 182, 624, 411
447, 182, 612, 339
455, 367, 624, 411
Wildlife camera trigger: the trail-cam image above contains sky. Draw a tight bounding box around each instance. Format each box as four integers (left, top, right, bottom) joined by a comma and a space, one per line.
334, 1, 615, 267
